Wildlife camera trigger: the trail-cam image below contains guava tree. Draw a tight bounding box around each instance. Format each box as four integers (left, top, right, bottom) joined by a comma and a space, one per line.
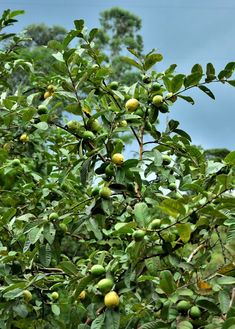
1, 9, 235, 329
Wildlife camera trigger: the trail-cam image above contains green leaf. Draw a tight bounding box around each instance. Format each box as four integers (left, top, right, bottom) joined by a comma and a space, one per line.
222, 318, 235, 329
158, 199, 185, 218
198, 85, 215, 99
217, 276, 235, 285
174, 129, 192, 141
80, 157, 93, 186
74, 19, 84, 31
74, 275, 93, 299
191, 63, 203, 74
34, 122, 49, 131
51, 304, 60, 316
114, 222, 136, 235
58, 261, 78, 276
139, 322, 169, 329
91, 314, 105, 329
218, 290, 230, 314
89, 28, 99, 41
171, 74, 185, 93
144, 53, 163, 71
227, 80, 235, 87
206, 63, 216, 81
133, 203, 151, 227
176, 223, 192, 243
218, 62, 235, 80
184, 72, 202, 88
121, 56, 142, 70
28, 226, 43, 244
39, 244, 51, 267
177, 94, 195, 104
104, 309, 120, 329
196, 299, 220, 314
159, 270, 176, 295
224, 151, 235, 165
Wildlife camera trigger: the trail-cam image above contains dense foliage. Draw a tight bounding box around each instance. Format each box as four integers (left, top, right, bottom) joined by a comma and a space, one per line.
0, 9, 235, 329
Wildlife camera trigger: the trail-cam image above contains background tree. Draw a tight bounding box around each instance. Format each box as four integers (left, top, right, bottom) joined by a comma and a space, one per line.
95, 7, 144, 84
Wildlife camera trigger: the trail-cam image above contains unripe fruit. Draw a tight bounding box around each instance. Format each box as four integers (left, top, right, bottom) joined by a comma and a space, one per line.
12, 159, 21, 167
90, 264, 105, 276
162, 154, 171, 165
97, 278, 114, 293
82, 131, 95, 140
59, 223, 68, 233
79, 290, 86, 300
125, 98, 139, 112
44, 91, 52, 99
109, 81, 119, 90
49, 212, 59, 220
87, 118, 101, 132
142, 75, 151, 84
105, 164, 115, 177
104, 291, 119, 308
132, 229, 145, 241
176, 300, 191, 312
51, 292, 59, 300
66, 120, 80, 132
159, 104, 169, 113
149, 219, 161, 229
189, 306, 201, 319
112, 153, 124, 165
19, 133, 29, 143
119, 120, 127, 127
178, 321, 193, 329
152, 95, 163, 106
99, 187, 112, 199
23, 290, 32, 302
151, 83, 161, 92
38, 105, 48, 115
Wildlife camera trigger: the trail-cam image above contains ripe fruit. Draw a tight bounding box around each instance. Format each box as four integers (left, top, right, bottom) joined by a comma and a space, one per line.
176, 300, 191, 312
37, 105, 47, 115
162, 154, 171, 165
79, 290, 86, 300
51, 292, 59, 300
82, 131, 95, 140
99, 187, 112, 199
112, 153, 124, 165
19, 133, 29, 143
44, 91, 52, 99
97, 278, 114, 293
104, 291, 119, 308
119, 120, 127, 127
11, 159, 21, 167
189, 306, 201, 319
132, 229, 145, 241
125, 98, 139, 112
149, 219, 161, 229
49, 212, 59, 220
109, 81, 119, 90
23, 290, 32, 302
152, 95, 163, 106
47, 85, 56, 92
66, 120, 80, 132
90, 264, 105, 276
59, 223, 68, 233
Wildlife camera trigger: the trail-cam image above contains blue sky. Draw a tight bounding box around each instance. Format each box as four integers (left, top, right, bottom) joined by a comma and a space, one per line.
2, 0, 235, 150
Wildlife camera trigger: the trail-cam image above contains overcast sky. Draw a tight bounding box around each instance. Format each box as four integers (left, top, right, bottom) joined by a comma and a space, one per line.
2, 0, 235, 150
